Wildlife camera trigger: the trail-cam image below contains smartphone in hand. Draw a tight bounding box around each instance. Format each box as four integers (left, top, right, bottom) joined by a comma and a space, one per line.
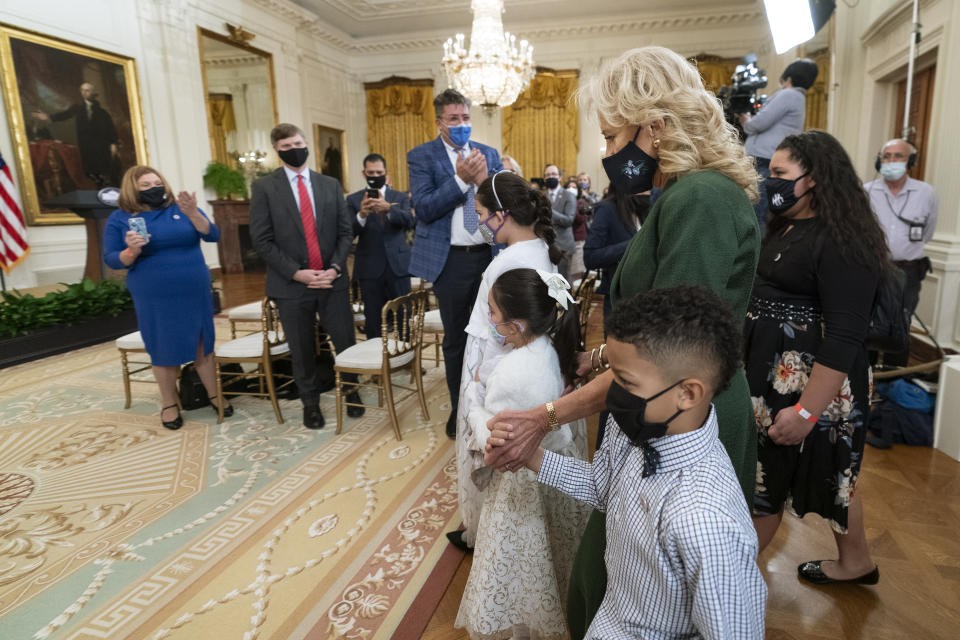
129, 216, 149, 243
365, 189, 379, 199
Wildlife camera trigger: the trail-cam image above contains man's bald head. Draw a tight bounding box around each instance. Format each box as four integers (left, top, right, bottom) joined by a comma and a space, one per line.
881, 138, 914, 157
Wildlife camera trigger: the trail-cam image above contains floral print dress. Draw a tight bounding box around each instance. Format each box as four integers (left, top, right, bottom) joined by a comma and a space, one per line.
744, 218, 877, 533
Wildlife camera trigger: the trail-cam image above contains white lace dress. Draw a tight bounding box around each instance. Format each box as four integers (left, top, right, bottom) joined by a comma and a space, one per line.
455, 335, 590, 640
455, 239, 555, 547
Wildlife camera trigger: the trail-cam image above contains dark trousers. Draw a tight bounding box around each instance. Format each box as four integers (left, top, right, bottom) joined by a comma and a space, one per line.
753, 157, 771, 235
276, 284, 356, 408
884, 258, 931, 366
432, 247, 491, 415
360, 271, 411, 339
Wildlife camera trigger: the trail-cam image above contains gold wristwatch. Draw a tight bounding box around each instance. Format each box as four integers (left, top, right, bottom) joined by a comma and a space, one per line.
545, 401, 561, 432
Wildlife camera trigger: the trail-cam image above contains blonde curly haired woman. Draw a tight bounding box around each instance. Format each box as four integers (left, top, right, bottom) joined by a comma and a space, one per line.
483, 46, 762, 637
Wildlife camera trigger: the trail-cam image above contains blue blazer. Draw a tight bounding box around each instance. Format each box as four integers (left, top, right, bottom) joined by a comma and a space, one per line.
346, 187, 415, 280
407, 137, 502, 282
583, 199, 638, 296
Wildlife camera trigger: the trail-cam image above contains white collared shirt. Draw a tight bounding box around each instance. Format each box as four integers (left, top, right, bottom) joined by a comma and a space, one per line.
440, 137, 486, 246
283, 164, 316, 218
863, 176, 938, 261
355, 184, 387, 227
547, 186, 562, 204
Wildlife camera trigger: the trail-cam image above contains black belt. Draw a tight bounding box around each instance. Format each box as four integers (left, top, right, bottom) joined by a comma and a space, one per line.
449, 244, 489, 253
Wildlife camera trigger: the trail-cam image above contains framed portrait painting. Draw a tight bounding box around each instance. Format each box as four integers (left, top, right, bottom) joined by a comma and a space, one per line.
314, 124, 347, 192
0, 23, 148, 225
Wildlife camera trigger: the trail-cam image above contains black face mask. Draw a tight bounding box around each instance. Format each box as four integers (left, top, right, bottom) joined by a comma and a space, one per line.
606, 378, 685, 447
602, 127, 659, 195
765, 173, 811, 215
544, 177, 560, 190
278, 146, 309, 168
365, 174, 386, 190
138, 186, 167, 209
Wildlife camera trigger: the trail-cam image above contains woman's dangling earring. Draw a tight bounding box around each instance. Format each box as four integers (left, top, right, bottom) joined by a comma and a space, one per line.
653, 139, 661, 149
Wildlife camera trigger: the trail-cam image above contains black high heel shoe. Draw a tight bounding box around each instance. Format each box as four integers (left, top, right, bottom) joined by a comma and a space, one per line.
209, 394, 234, 418
161, 404, 183, 430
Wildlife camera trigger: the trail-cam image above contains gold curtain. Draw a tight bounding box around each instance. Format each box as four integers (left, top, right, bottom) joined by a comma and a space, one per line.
207, 93, 236, 166
804, 48, 830, 130
365, 78, 435, 192
692, 54, 740, 94
502, 70, 579, 179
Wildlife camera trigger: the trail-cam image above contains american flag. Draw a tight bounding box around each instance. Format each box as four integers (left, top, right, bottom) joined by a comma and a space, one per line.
0, 152, 29, 273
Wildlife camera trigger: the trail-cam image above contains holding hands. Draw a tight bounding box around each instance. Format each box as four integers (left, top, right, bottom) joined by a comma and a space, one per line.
483, 407, 549, 472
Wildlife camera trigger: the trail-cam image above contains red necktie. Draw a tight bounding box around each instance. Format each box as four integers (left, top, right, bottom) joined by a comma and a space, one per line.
297, 174, 324, 270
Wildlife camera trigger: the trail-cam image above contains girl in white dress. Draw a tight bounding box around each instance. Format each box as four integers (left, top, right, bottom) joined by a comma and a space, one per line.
450, 171, 566, 551
456, 268, 590, 640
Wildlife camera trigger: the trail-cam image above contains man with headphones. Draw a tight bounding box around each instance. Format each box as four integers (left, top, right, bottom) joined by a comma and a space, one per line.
864, 138, 939, 365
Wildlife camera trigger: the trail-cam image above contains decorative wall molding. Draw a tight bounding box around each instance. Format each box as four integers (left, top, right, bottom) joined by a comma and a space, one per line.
204, 53, 266, 66
252, 0, 765, 56
860, 0, 937, 45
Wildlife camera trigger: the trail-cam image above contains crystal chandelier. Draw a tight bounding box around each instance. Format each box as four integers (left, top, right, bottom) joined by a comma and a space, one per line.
442, 0, 535, 109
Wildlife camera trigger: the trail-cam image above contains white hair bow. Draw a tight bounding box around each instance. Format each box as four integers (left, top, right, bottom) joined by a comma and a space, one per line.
536, 269, 576, 310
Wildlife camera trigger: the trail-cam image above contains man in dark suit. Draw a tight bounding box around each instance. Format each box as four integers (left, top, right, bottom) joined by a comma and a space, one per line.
250, 123, 364, 430
346, 153, 415, 338
32, 82, 119, 186
407, 89, 502, 438
543, 163, 576, 280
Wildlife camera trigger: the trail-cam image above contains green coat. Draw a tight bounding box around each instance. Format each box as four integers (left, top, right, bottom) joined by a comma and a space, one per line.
567, 170, 761, 639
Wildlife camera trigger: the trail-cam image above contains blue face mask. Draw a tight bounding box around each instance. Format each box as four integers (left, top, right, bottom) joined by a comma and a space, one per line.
880, 161, 907, 181
487, 311, 520, 347
448, 124, 471, 147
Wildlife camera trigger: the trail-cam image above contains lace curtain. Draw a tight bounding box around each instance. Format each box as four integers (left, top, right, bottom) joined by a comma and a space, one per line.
502, 70, 579, 179
365, 78, 435, 192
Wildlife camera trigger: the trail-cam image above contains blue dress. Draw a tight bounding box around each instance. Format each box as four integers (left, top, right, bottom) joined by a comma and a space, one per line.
103, 204, 220, 366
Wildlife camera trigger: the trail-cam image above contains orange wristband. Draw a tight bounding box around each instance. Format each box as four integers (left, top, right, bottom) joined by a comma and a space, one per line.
794, 403, 818, 423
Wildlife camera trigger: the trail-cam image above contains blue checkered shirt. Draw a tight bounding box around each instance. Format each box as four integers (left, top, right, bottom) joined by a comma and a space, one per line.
538, 406, 767, 639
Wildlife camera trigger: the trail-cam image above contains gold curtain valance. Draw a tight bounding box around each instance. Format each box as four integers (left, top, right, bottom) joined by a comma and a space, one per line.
502, 70, 579, 179
365, 79, 435, 192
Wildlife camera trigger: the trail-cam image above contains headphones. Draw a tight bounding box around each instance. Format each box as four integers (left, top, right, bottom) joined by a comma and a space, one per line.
875, 140, 918, 172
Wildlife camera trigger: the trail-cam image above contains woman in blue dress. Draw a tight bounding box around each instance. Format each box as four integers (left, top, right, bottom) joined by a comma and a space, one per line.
104, 165, 232, 429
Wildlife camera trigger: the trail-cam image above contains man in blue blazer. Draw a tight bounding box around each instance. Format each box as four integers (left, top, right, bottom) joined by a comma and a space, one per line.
407, 89, 502, 438
346, 153, 415, 339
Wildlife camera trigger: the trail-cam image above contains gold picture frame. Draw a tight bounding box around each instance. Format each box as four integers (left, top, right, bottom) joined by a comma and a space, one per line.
314, 124, 348, 192
0, 23, 148, 225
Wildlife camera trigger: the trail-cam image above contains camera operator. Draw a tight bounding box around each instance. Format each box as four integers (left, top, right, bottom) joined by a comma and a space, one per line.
738, 58, 818, 232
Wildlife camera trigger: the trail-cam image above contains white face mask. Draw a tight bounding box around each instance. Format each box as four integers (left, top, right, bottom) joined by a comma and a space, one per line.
566, 187, 578, 197
880, 162, 907, 181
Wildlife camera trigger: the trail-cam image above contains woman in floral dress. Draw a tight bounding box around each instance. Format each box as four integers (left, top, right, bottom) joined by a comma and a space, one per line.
746, 131, 891, 585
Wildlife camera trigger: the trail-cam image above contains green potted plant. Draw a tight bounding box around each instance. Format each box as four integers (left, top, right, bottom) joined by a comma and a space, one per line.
203, 161, 248, 200
0, 278, 137, 368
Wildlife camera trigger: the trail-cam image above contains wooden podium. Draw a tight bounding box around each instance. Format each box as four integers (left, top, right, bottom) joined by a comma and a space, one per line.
42, 190, 123, 282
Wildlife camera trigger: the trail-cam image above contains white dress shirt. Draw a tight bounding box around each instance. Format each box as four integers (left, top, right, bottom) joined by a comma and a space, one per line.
539, 407, 767, 639
283, 164, 316, 218
355, 184, 386, 227
547, 186, 562, 205
441, 137, 486, 246
863, 177, 938, 262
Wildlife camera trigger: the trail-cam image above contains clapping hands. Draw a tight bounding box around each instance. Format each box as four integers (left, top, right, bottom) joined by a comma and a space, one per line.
455, 149, 488, 186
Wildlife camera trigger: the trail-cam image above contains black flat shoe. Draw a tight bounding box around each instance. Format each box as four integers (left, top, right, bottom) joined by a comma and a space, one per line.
161, 404, 183, 430
304, 406, 325, 430
446, 530, 472, 553
798, 560, 879, 585
345, 391, 365, 418
209, 394, 234, 418
445, 412, 457, 440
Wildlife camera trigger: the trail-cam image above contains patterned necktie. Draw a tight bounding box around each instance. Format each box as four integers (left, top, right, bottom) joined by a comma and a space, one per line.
458, 149, 478, 233
297, 174, 324, 270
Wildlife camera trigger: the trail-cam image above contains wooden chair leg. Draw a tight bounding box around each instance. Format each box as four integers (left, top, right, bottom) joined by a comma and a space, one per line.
120, 349, 132, 409
335, 370, 344, 434
382, 365, 402, 441
413, 352, 429, 420
264, 357, 284, 424
215, 360, 225, 424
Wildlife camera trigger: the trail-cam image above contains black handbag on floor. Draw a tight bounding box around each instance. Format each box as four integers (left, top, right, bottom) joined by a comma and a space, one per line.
178, 362, 210, 410
866, 266, 911, 353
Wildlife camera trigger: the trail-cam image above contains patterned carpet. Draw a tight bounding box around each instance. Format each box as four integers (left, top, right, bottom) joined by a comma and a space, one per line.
0, 322, 458, 639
